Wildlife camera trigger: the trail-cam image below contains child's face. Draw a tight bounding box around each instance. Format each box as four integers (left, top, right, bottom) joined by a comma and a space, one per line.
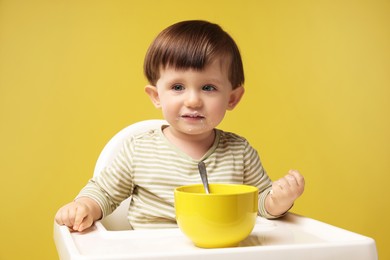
145, 58, 244, 137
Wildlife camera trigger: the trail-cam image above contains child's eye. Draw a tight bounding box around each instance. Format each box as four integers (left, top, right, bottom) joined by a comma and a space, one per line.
202, 85, 216, 91
171, 84, 184, 91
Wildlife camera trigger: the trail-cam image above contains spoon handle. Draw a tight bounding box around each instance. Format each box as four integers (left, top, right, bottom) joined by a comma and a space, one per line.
198, 161, 210, 194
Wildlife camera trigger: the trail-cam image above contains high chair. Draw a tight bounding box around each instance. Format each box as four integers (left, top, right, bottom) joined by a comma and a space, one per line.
54, 119, 378, 260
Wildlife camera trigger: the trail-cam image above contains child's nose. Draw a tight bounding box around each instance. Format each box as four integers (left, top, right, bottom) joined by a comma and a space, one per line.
184, 91, 202, 108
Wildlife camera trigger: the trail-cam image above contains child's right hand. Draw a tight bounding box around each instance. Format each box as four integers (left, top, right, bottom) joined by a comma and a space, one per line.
55, 197, 102, 232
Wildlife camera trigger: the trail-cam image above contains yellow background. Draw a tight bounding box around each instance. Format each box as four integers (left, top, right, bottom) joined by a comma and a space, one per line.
1, 0, 389, 259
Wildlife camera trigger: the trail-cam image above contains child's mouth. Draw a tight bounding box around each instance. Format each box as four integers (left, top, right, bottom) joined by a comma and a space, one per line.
181, 113, 205, 119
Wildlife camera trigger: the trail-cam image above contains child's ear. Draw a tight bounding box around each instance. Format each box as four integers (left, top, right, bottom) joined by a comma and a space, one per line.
145, 85, 161, 108
227, 86, 245, 110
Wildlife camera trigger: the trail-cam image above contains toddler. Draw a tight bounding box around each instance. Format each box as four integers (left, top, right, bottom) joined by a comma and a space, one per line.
55, 20, 305, 231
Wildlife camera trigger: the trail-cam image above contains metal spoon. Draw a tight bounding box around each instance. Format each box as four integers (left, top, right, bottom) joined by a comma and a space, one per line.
198, 161, 210, 194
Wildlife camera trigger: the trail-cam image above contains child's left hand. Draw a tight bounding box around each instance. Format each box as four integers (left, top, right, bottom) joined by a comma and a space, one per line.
266, 170, 305, 216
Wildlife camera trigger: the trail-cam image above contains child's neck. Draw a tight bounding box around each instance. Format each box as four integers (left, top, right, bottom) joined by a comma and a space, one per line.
163, 126, 215, 161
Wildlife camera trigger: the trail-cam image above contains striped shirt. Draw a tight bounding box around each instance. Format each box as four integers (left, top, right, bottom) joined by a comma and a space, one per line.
78, 126, 275, 229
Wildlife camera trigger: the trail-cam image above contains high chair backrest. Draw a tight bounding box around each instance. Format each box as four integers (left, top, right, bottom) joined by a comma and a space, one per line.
94, 119, 167, 230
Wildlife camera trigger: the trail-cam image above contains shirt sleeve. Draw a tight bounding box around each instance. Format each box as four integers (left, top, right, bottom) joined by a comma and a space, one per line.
76, 137, 135, 218
242, 141, 286, 219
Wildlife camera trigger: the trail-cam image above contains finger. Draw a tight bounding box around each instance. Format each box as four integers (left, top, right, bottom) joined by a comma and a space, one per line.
73, 206, 87, 231
55, 210, 63, 225
68, 206, 78, 227
78, 215, 94, 232
288, 170, 305, 187
285, 174, 299, 187
287, 170, 305, 197
277, 177, 291, 189
278, 176, 301, 197
55, 203, 74, 227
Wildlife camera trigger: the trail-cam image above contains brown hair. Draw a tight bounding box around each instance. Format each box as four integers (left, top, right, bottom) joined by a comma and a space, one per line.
144, 20, 244, 88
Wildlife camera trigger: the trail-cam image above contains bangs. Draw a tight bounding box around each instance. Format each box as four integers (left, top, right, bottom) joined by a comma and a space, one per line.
157, 27, 228, 70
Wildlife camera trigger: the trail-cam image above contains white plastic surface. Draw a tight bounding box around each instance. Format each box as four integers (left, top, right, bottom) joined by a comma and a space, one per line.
54, 213, 377, 260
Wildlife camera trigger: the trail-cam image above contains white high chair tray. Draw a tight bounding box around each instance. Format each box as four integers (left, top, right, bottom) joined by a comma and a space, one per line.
54, 213, 377, 260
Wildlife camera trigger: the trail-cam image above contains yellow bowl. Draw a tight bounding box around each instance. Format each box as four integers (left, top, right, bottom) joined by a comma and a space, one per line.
174, 183, 258, 248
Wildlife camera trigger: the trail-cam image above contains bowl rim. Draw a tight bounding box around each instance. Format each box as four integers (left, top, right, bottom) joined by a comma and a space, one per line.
174, 183, 258, 196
